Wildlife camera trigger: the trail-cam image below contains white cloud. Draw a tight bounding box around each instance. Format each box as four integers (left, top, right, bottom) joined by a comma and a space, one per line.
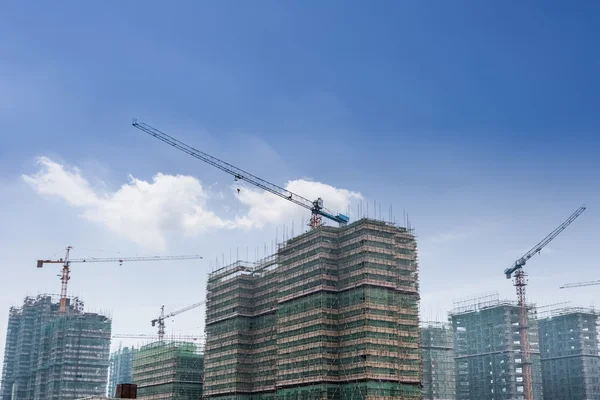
23, 157, 362, 250
233, 179, 362, 229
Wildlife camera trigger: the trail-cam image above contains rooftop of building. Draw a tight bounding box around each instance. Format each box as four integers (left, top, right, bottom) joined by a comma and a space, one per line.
538, 306, 599, 320
208, 217, 414, 281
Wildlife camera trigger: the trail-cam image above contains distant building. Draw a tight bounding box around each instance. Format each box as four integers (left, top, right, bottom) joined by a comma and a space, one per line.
0, 295, 111, 400
421, 321, 455, 400
108, 347, 137, 397
133, 341, 203, 400
450, 293, 543, 400
538, 308, 600, 400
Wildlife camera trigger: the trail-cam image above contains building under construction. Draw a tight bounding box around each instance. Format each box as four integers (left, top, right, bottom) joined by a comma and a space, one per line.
420, 321, 455, 400
108, 346, 137, 397
132, 341, 203, 400
0, 294, 111, 400
204, 218, 421, 400
450, 293, 543, 400
538, 307, 600, 400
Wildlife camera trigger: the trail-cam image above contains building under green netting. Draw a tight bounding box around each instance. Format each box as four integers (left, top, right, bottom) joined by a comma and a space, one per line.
204, 219, 421, 400
133, 341, 203, 400
0, 295, 111, 400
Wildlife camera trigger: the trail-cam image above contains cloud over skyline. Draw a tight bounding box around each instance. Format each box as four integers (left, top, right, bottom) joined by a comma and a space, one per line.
23, 157, 363, 250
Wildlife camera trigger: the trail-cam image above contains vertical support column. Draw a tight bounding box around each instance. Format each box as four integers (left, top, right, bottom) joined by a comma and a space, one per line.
514, 270, 533, 400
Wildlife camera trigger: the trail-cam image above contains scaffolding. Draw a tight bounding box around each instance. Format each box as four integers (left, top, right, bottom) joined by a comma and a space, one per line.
204, 219, 421, 400
33, 313, 111, 400
450, 293, 543, 400
108, 346, 137, 397
0, 294, 91, 400
538, 307, 600, 400
132, 341, 203, 400
420, 322, 455, 400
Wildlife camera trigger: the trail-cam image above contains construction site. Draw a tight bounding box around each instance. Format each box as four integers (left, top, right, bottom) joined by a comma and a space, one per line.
108, 346, 138, 398
450, 293, 544, 400
0, 120, 596, 400
203, 218, 421, 400
538, 307, 600, 400
420, 322, 455, 400
0, 295, 111, 400
132, 341, 203, 400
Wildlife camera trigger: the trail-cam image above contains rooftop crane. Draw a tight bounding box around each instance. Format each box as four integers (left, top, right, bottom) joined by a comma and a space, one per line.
37, 246, 203, 313
504, 205, 586, 400
151, 300, 206, 341
560, 280, 600, 289
132, 119, 349, 229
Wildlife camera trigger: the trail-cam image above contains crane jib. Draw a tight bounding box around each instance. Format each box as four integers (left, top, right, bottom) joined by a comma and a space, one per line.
132, 119, 348, 227
505, 205, 586, 278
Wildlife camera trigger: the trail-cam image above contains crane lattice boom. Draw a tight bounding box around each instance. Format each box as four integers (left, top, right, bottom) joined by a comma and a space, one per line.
504, 205, 586, 400
37, 247, 203, 313
560, 280, 600, 289
132, 119, 349, 228
113, 333, 204, 341
151, 300, 206, 341
504, 205, 586, 279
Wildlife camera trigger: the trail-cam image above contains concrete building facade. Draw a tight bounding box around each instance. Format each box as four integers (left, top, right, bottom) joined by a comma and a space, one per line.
450, 294, 543, 400
538, 308, 600, 400
108, 346, 137, 397
421, 322, 455, 400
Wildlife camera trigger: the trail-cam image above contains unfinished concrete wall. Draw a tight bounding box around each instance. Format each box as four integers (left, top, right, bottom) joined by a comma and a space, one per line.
204, 218, 421, 400
421, 322, 455, 400
538, 308, 600, 400
451, 295, 542, 400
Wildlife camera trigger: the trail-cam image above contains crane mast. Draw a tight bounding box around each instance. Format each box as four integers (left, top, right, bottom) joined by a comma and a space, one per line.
37, 248, 203, 313
132, 119, 349, 229
504, 205, 586, 400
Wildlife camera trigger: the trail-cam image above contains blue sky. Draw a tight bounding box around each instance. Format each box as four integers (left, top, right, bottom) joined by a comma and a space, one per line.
1, 1, 599, 351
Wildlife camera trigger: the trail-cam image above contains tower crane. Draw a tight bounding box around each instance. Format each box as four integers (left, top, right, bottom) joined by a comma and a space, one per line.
560, 280, 600, 289
112, 333, 205, 342
151, 300, 205, 341
37, 246, 203, 313
504, 205, 586, 400
132, 119, 349, 229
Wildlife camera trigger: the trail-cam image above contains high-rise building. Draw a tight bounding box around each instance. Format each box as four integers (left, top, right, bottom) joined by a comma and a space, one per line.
538, 308, 600, 400
204, 219, 421, 400
421, 321, 455, 400
450, 293, 543, 400
132, 341, 203, 399
108, 346, 137, 397
0, 295, 111, 400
